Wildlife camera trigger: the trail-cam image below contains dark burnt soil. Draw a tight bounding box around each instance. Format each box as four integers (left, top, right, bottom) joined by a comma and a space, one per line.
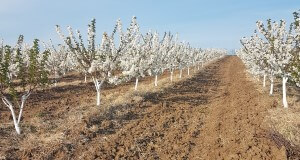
0, 56, 296, 159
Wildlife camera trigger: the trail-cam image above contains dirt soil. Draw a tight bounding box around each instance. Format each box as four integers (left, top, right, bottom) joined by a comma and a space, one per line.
0, 56, 296, 159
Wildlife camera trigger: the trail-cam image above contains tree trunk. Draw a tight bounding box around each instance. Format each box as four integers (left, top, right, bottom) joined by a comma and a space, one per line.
93, 77, 104, 106
187, 67, 190, 76
263, 74, 266, 87
1, 94, 30, 135
154, 75, 158, 87
179, 69, 182, 79
282, 76, 288, 108
96, 90, 101, 106
54, 69, 58, 87
170, 71, 173, 82
270, 77, 274, 95
135, 77, 139, 90
84, 73, 87, 83
17, 93, 30, 124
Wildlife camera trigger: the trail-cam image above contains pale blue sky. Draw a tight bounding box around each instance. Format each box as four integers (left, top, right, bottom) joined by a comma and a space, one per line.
0, 0, 298, 50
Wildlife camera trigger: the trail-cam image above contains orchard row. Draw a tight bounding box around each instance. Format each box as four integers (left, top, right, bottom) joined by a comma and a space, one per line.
236, 11, 300, 108
0, 17, 226, 134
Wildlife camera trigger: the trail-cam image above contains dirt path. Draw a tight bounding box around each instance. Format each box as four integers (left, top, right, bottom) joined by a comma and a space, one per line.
63, 56, 285, 159
190, 56, 286, 159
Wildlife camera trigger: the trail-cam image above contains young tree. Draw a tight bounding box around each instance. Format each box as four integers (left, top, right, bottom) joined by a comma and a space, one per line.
160, 32, 176, 82
119, 19, 153, 90
56, 17, 138, 106
184, 44, 194, 76
43, 41, 75, 86
0, 36, 49, 134
147, 32, 166, 86
240, 32, 269, 87
257, 19, 294, 108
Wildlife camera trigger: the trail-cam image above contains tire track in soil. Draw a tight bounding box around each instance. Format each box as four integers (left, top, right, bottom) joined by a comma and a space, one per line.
50, 56, 286, 159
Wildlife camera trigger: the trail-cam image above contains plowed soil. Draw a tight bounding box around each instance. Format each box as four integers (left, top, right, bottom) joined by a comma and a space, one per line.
0, 56, 292, 159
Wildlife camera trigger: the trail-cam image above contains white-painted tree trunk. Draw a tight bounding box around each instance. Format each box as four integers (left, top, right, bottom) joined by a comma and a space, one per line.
96, 90, 101, 106
201, 62, 204, 67
187, 67, 190, 76
154, 75, 158, 86
170, 71, 173, 82
179, 69, 182, 79
197, 65, 200, 70
54, 69, 57, 87
84, 73, 87, 83
282, 76, 288, 108
92, 77, 104, 106
3, 98, 20, 134
135, 77, 139, 90
2, 93, 30, 134
8, 73, 13, 80
270, 77, 274, 95
263, 74, 266, 87
17, 94, 29, 124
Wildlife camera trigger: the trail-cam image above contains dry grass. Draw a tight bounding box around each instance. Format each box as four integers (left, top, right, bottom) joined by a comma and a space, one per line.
263, 86, 300, 147
264, 97, 300, 159
265, 107, 300, 147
